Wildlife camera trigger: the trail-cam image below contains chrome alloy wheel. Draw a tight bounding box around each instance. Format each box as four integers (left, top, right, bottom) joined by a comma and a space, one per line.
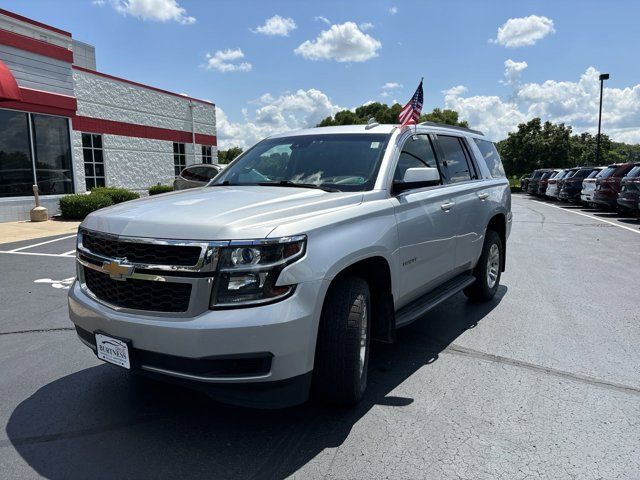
486, 243, 500, 289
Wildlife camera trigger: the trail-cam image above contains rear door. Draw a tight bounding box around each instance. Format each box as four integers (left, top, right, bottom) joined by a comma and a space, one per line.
432, 134, 488, 272
390, 133, 458, 306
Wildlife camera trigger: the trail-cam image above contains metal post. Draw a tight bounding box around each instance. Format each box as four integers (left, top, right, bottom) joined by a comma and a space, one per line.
189, 101, 197, 164
595, 73, 609, 165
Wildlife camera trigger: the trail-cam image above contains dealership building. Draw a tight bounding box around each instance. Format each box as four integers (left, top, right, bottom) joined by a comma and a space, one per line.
0, 8, 217, 222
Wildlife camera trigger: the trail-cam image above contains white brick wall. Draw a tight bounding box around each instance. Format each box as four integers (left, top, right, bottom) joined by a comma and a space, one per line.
72, 68, 217, 195
73, 69, 216, 136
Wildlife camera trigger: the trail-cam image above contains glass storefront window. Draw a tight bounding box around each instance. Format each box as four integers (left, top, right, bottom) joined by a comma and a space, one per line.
0, 110, 33, 197
31, 114, 74, 195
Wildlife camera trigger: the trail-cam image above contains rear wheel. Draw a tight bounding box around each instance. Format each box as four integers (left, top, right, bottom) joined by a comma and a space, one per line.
313, 276, 370, 406
464, 229, 502, 302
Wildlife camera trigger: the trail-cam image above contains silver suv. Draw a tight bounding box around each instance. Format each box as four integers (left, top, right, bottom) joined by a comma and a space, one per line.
69, 122, 512, 407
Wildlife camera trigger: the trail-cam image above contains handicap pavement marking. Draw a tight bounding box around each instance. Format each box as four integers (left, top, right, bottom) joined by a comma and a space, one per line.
33, 277, 75, 290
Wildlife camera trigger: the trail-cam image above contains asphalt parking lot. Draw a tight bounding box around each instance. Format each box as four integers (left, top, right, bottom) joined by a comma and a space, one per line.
0, 194, 639, 480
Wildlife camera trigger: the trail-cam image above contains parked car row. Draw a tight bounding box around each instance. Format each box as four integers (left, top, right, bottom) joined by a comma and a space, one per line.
521, 162, 640, 213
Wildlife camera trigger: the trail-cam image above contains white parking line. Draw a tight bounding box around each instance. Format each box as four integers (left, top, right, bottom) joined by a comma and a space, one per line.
61, 250, 77, 256
532, 200, 640, 235
0, 250, 76, 258
7, 234, 77, 253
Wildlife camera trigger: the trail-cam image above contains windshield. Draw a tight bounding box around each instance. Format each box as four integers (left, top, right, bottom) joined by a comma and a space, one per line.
211, 133, 391, 192
586, 169, 602, 179
572, 169, 592, 179
599, 167, 617, 179
625, 165, 640, 178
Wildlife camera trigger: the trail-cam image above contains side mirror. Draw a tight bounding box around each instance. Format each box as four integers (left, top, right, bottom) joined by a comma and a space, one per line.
393, 167, 441, 194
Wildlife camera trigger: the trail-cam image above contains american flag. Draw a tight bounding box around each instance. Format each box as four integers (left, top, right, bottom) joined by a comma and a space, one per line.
398, 79, 424, 126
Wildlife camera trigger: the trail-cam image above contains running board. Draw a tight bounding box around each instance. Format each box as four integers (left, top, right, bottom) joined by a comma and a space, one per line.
395, 273, 476, 328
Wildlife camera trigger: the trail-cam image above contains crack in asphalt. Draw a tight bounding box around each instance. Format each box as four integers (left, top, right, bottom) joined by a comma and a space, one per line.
0, 327, 74, 336
445, 344, 640, 396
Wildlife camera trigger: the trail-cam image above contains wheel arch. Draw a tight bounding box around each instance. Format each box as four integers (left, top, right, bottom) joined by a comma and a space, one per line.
323, 256, 396, 344
486, 212, 506, 271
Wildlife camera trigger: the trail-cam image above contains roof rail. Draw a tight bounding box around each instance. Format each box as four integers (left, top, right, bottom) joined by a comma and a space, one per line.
418, 121, 484, 136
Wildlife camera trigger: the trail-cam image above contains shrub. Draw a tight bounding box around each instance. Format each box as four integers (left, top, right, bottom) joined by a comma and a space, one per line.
59, 194, 113, 220
149, 185, 173, 196
90, 187, 140, 204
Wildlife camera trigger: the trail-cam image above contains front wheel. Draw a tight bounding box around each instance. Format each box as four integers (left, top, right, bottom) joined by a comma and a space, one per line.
312, 276, 371, 406
464, 229, 503, 302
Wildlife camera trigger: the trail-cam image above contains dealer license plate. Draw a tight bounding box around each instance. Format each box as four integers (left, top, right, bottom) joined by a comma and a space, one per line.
95, 332, 131, 369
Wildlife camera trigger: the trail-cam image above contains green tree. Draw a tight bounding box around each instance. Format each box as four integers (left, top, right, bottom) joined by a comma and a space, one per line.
419, 108, 469, 128
497, 118, 573, 176
317, 103, 469, 128
217, 146, 243, 164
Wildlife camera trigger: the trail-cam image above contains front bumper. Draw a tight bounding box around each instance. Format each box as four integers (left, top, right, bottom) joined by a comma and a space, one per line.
580, 191, 594, 202
592, 191, 618, 208
558, 190, 580, 201
69, 277, 327, 407
617, 195, 640, 211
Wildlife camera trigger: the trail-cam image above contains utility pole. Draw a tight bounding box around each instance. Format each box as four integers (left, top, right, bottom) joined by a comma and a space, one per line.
595, 73, 609, 165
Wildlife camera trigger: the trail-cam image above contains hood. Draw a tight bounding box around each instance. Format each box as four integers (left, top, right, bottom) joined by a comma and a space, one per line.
82, 186, 363, 240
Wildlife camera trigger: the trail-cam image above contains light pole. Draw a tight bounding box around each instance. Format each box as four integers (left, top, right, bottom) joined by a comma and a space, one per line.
595, 73, 609, 165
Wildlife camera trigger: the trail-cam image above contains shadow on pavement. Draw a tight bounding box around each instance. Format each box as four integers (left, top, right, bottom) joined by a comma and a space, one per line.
6, 287, 506, 480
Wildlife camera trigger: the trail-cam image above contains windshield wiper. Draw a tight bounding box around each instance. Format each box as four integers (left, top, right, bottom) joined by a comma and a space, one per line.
257, 180, 340, 192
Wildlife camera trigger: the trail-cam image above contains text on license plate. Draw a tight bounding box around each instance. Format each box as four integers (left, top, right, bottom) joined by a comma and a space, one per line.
95, 333, 131, 369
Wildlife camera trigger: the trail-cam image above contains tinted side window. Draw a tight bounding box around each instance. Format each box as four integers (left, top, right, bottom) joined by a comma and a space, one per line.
199, 167, 219, 180
180, 167, 197, 180
437, 135, 473, 183
473, 138, 506, 178
394, 135, 438, 181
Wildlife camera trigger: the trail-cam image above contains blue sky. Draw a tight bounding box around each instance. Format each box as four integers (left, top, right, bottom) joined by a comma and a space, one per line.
6, 0, 640, 147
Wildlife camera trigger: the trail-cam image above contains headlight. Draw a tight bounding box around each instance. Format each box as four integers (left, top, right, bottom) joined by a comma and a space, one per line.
210, 235, 306, 308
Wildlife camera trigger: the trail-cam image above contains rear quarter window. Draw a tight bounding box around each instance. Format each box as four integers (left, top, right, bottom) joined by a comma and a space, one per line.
473, 139, 506, 178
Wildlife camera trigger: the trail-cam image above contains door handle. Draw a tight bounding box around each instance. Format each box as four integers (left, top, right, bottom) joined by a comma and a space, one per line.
440, 202, 455, 211
477, 192, 489, 200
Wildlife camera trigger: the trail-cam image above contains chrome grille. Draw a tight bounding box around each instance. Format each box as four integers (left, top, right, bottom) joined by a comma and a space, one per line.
82, 230, 201, 266
77, 229, 226, 315
84, 267, 192, 312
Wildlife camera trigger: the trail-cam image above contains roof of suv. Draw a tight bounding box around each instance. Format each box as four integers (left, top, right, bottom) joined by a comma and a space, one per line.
267, 123, 485, 140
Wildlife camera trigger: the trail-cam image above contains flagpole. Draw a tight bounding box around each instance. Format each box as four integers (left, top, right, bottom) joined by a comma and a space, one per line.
415, 77, 423, 135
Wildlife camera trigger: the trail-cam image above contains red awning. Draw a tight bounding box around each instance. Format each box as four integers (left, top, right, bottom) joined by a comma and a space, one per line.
0, 59, 22, 101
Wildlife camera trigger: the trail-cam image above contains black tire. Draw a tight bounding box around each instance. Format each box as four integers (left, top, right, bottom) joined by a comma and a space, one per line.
464, 229, 503, 302
312, 276, 371, 406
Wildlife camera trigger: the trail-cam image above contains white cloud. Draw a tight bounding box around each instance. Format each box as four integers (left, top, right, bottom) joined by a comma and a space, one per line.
252, 15, 297, 36
315, 16, 331, 25
382, 82, 402, 90
294, 22, 382, 62
205, 49, 252, 73
443, 85, 468, 97
490, 15, 555, 48
108, 0, 195, 24
388, 6, 398, 15
92, 0, 106, 6
442, 67, 640, 143
359, 22, 374, 31
216, 89, 342, 149
502, 59, 528, 87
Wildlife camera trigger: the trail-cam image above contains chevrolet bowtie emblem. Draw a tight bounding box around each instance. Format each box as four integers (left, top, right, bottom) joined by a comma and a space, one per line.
102, 259, 134, 280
